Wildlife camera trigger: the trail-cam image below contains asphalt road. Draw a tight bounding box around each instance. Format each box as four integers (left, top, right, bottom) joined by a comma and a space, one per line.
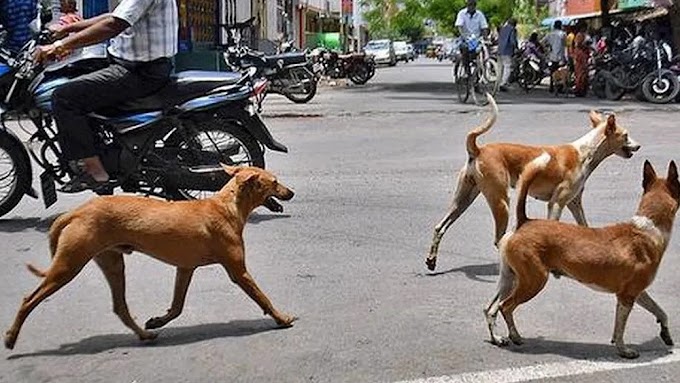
2, 58, 680, 383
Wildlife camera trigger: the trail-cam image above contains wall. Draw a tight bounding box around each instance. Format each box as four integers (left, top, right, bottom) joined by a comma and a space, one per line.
565, 0, 600, 15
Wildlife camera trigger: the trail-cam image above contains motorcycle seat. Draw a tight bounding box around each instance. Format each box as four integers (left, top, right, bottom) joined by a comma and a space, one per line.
96, 70, 244, 117
263, 52, 307, 67
338, 53, 364, 60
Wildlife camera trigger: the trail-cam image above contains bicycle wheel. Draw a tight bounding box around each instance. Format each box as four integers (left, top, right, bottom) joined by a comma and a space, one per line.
454, 62, 470, 103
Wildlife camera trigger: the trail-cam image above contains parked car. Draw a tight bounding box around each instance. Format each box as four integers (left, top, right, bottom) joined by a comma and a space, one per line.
394, 41, 414, 62
364, 39, 397, 66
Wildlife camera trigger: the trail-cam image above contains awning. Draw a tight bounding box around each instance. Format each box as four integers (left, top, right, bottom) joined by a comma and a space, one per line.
540, 5, 668, 27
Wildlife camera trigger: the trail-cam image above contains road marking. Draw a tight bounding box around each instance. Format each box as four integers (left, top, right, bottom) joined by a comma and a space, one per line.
394, 348, 680, 383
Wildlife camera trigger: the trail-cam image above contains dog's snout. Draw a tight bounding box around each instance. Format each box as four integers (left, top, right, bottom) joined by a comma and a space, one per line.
280, 187, 295, 201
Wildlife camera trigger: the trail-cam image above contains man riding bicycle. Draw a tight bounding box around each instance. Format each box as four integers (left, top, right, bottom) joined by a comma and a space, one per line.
455, 0, 489, 76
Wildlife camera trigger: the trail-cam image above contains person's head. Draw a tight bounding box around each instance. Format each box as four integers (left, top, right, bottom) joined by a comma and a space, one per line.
553, 20, 562, 30
466, 0, 477, 13
508, 18, 517, 27
529, 32, 539, 43
60, 0, 77, 13
576, 21, 587, 33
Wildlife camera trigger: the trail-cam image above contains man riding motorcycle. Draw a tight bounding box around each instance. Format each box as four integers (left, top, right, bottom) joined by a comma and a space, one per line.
34, 0, 178, 192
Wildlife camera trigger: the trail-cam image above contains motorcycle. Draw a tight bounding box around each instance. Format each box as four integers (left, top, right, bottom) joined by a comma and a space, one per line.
223, 18, 317, 104
0, 10, 287, 218
312, 48, 373, 85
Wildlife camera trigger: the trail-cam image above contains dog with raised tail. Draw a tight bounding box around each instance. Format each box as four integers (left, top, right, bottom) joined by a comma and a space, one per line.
426, 94, 641, 271
4, 165, 297, 350
484, 155, 680, 359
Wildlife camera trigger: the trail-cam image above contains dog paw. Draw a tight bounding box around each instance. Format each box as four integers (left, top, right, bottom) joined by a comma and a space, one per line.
138, 331, 158, 342
145, 317, 167, 330
425, 257, 437, 271
275, 314, 297, 328
617, 346, 640, 359
490, 335, 509, 347
660, 327, 674, 346
3, 332, 16, 350
509, 333, 524, 345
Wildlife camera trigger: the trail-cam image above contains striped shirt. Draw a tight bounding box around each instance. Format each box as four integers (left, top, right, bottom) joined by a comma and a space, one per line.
0, 0, 37, 53
108, 0, 178, 62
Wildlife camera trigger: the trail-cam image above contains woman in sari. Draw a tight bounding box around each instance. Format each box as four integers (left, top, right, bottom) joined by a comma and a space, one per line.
572, 22, 590, 97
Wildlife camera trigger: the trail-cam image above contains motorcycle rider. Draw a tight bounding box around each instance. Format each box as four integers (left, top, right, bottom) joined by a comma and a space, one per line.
0, 0, 37, 53
34, 0, 178, 192
454, 0, 489, 76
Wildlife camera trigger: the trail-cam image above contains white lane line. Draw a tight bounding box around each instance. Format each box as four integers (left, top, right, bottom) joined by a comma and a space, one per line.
394, 348, 680, 383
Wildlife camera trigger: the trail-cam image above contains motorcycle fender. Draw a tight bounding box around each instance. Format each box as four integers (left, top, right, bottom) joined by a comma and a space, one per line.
0, 120, 38, 199
220, 106, 288, 153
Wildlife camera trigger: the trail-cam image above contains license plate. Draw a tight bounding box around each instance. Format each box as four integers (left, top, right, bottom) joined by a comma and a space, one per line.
40, 171, 57, 209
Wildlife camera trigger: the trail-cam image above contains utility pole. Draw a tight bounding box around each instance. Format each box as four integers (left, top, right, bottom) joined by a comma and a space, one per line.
600, 0, 610, 27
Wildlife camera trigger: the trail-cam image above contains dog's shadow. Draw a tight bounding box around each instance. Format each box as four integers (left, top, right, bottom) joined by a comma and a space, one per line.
7, 319, 281, 359
491, 337, 671, 361
248, 213, 291, 224
0, 214, 62, 233
422, 262, 499, 283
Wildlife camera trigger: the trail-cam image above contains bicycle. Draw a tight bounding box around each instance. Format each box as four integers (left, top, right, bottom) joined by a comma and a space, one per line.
453, 35, 496, 105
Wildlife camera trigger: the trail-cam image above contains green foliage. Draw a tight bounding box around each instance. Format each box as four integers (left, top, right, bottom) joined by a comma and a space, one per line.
362, 0, 426, 41
512, 0, 549, 38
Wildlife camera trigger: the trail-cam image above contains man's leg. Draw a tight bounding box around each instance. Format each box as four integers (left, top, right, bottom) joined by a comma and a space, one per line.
52, 60, 171, 186
500, 55, 512, 89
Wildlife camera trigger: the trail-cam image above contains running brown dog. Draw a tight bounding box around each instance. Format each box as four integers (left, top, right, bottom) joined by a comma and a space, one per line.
4, 166, 296, 349
426, 94, 641, 271
485, 156, 680, 359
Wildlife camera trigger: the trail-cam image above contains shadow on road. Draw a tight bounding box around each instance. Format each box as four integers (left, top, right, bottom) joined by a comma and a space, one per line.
422, 262, 499, 283
7, 319, 282, 359
0, 214, 62, 233
489, 336, 671, 362
248, 213, 292, 224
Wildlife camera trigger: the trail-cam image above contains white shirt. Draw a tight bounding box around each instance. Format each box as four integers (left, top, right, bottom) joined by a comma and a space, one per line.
455, 9, 488, 38
108, 0, 179, 62
542, 30, 567, 63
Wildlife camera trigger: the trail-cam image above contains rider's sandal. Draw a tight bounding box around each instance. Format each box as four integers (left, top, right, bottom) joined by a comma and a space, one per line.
59, 173, 112, 194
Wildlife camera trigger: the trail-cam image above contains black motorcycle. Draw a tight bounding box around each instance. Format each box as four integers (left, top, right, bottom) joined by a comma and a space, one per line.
311, 48, 373, 85
0, 14, 287, 218
223, 18, 317, 104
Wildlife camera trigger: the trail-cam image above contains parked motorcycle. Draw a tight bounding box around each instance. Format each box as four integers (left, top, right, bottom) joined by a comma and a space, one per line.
0, 12, 286, 218
313, 48, 373, 85
223, 18, 317, 104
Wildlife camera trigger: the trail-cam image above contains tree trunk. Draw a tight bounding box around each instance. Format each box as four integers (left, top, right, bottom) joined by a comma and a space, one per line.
600, 0, 610, 28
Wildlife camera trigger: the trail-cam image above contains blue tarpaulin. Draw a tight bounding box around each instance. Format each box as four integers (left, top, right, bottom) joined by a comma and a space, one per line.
540, 16, 576, 27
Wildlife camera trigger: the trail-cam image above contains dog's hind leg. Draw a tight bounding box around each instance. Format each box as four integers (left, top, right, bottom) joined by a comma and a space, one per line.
499, 261, 549, 346
222, 248, 296, 328
4, 246, 92, 349
426, 168, 480, 271
636, 291, 673, 346
612, 296, 638, 359
94, 251, 157, 342
484, 257, 515, 346
145, 267, 196, 330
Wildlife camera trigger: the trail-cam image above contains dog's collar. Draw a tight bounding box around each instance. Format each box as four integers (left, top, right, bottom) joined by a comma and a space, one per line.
630, 215, 668, 248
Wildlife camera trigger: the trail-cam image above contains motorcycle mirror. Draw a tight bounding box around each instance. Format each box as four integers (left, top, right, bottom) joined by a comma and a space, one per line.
247, 66, 257, 78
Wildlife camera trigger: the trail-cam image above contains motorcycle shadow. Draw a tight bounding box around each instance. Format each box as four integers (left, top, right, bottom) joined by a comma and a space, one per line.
0, 213, 62, 233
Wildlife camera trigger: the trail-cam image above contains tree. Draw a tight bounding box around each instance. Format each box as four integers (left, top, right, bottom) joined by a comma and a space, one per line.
512, 0, 548, 38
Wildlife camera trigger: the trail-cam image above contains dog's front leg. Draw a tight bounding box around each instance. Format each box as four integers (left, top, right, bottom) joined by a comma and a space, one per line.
146, 267, 196, 330
613, 297, 639, 359
566, 194, 589, 226
636, 291, 674, 346
223, 249, 296, 328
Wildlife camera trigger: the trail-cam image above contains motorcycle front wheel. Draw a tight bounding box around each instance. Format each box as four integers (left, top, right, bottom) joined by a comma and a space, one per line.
642, 71, 680, 104
0, 133, 32, 218
283, 67, 318, 104
349, 63, 371, 85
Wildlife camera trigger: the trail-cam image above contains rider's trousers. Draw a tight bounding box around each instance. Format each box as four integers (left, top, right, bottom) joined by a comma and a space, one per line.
51, 56, 173, 161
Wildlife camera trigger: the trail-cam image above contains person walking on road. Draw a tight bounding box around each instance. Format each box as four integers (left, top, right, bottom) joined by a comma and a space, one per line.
497, 18, 517, 92
542, 20, 567, 93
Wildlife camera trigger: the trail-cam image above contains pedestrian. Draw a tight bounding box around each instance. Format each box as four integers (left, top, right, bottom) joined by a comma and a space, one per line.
454, 0, 489, 76
541, 20, 567, 93
497, 18, 517, 92
572, 22, 590, 97
35, 0, 178, 192
0, 0, 38, 53
57, 0, 82, 26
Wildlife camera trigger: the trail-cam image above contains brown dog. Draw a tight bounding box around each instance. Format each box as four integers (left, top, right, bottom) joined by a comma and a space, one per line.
484, 156, 680, 358
4, 166, 297, 349
426, 95, 640, 271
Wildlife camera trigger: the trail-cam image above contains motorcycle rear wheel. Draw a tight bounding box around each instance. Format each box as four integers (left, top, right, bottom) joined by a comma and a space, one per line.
349, 64, 371, 85
0, 133, 32, 218
284, 68, 318, 104
170, 120, 264, 200
642, 71, 680, 104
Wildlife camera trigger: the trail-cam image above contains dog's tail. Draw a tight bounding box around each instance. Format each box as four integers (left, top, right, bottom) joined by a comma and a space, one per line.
26, 212, 74, 279
466, 93, 498, 159
516, 152, 551, 229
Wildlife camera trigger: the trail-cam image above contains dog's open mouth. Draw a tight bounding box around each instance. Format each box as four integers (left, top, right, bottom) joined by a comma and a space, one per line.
264, 197, 284, 212
622, 145, 640, 158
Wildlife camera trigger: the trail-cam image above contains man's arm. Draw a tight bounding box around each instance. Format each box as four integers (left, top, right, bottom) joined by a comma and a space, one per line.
52, 13, 112, 35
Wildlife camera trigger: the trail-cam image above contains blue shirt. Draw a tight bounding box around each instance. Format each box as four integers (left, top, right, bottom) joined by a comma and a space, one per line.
0, 0, 37, 53
498, 23, 517, 57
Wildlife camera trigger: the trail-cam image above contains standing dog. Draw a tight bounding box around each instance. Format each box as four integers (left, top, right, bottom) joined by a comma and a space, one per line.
426, 95, 641, 271
484, 156, 680, 358
4, 166, 296, 349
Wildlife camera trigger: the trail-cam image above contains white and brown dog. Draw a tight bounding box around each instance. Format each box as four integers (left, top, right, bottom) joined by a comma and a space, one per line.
426, 95, 641, 271
484, 156, 680, 359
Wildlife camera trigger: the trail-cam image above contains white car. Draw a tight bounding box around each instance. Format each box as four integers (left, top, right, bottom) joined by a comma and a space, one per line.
394, 41, 412, 62
364, 39, 397, 66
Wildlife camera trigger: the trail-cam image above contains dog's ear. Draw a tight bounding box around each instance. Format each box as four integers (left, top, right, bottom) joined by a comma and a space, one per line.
605, 115, 616, 135
221, 164, 241, 176
643, 160, 658, 191
589, 110, 602, 128
667, 160, 680, 198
